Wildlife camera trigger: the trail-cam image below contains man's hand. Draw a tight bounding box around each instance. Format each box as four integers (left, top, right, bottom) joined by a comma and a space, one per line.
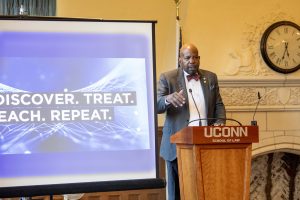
166, 90, 186, 108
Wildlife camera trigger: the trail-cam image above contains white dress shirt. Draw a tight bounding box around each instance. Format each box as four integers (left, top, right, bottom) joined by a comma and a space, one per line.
184, 71, 207, 126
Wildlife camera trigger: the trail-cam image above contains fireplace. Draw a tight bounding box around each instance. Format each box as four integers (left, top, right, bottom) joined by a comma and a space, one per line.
219, 77, 300, 199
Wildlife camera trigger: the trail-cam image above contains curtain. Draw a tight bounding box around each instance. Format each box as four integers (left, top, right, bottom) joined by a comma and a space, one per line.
0, 0, 56, 16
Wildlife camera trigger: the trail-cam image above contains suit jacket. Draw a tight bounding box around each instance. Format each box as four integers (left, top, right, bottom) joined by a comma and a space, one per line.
157, 67, 226, 161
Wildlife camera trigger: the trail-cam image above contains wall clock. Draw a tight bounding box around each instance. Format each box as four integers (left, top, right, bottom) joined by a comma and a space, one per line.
260, 21, 300, 74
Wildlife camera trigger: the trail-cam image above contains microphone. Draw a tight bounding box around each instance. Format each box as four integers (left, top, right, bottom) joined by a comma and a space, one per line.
188, 89, 241, 126
188, 88, 201, 125
251, 92, 261, 126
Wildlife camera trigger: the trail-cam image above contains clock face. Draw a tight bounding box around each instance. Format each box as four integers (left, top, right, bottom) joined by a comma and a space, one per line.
261, 21, 300, 73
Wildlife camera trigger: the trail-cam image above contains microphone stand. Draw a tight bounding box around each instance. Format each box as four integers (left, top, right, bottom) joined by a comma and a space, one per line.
188, 89, 201, 125
251, 92, 261, 126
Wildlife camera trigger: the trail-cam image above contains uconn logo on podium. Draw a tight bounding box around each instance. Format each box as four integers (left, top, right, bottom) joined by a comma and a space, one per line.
204, 127, 248, 138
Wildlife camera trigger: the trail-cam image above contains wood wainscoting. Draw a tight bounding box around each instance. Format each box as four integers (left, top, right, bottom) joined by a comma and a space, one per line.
29, 188, 165, 200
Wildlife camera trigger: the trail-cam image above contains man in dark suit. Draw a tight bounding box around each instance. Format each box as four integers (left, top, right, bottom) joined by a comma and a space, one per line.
157, 43, 226, 200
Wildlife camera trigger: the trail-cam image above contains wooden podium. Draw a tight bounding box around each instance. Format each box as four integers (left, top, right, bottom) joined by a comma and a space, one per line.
170, 126, 259, 200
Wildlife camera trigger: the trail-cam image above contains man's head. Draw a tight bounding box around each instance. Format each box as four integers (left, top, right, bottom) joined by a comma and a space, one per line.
179, 44, 200, 75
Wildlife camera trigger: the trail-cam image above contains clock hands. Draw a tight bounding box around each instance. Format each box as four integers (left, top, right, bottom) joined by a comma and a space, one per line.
285, 42, 290, 57
281, 42, 290, 60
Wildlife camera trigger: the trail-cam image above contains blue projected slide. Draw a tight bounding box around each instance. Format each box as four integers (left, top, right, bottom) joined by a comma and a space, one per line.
0, 20, 156, 188
0, 58, 149, 154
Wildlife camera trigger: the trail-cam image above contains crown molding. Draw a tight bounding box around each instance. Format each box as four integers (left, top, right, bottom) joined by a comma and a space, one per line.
219, 76, 300, 87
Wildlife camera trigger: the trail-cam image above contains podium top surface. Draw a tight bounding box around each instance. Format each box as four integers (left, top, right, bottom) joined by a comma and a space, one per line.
170, 126, 259, 145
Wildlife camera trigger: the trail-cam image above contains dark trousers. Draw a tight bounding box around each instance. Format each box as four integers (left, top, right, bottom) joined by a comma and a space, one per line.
166, 159, 180, 200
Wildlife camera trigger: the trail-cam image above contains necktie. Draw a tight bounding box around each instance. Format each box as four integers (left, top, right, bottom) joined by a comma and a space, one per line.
187, 73, 200, 81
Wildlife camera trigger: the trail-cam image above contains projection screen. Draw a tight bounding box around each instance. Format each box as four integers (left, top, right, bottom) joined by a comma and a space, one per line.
0, 16, 163, 197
